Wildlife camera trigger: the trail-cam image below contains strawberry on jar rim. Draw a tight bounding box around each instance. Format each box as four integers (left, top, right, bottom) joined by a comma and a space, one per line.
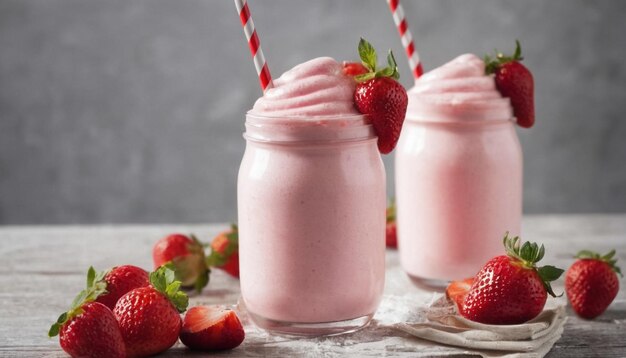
350, 38, 408, 154
485, 40, 535, 128
566, 249, 622, 319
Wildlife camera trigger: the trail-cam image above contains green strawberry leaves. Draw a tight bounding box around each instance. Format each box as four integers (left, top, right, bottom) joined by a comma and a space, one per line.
48, 266, 108, 337
575, 249, 623, 277
358, 38, 377, 73
354, 38, 400, 83
150, 263, 189, 313
502, 233, 564, 297
537, 265, 565, 297
485, 40, 524, 75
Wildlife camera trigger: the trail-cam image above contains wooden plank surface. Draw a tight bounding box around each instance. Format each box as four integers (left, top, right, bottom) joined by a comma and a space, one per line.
0, 215, 625, 357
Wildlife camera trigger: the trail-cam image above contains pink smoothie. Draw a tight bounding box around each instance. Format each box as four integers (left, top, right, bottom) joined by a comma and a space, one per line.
395, 54, 522, 284
238, 57, 385, 331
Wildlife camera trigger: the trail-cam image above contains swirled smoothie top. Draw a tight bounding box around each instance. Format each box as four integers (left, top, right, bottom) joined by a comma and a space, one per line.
408, 54, 513, 121
250, 57, 360, 117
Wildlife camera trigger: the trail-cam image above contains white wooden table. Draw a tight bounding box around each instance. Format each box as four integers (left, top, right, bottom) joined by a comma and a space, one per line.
1, 215, 625, 357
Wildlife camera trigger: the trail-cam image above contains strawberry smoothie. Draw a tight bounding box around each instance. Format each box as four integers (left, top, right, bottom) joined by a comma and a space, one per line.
238, 58, 386, 335
395, 54, 522, 286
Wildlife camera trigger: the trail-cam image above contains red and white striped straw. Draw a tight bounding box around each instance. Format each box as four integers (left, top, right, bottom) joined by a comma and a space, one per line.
387, 0, 423, 80
234, 0, 273, 92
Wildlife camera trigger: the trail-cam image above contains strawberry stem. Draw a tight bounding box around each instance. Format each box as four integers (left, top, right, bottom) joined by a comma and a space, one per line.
150, 264, 189, 313
485, 40, 524, 74
502, 233, 564, 297
354, 38, 400, 83
48, 267, 108, 337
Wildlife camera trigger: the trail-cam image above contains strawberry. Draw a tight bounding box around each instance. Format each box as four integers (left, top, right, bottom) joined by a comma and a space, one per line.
386, 199, 397, 248
485, 40, 535, 128
49, 268, 125, 358
114, 264, 189, 357
446, 278, 474, 313
153, 233, 210, 292
565, 249, 622, 319
206, 224, 240, 278
461, 234, 564, 324
352, 38, 408, 154
90, 265, 150, 310
179, 305, 245, 351
342, 61, 369, 76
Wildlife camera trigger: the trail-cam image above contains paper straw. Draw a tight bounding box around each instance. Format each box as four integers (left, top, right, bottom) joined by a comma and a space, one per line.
387, 0, 423, 79
234, 0, 273, 92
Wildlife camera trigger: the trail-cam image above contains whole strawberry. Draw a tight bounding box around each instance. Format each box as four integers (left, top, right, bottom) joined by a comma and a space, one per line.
352, 38, 408, 154
49, 269, 125, 358
207, 224, 240, 278
153, 233, 210, 292
90, 265, 150, 310
462, 234, 564, 324
565, 249, 622, 319
485, 40, 535, 128
114, 264, 189, 357
386, 199, 397, 248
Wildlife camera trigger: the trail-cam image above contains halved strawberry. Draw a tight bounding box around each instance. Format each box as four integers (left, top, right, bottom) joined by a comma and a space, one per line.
352, 38, 408, 154
485, 41, 535, 128
179, 305, 245, 351
342, 61, 369, 76
446, 278, 474, 313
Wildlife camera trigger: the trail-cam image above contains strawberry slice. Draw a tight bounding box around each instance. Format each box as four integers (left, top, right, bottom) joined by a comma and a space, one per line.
446, 278, 474, 313
342, 61, 369, 76
485, 41, 535, 128
351, 38, 408, 154
179, 305, 245, 351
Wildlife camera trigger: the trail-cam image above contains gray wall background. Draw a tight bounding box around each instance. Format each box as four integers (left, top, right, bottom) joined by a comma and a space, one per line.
1, 0, 625, 224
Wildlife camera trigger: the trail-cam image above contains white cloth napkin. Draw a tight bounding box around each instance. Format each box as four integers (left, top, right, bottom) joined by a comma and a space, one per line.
392, 296, 567, 358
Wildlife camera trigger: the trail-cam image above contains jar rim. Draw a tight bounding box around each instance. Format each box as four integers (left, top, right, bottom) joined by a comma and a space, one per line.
246, 112, 369, 125
244, 112, 376, 143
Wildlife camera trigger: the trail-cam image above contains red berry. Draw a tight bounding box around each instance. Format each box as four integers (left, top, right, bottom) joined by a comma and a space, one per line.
114, 265, 188, 357
58, 302, 126, 358
446, 278, 474, 313
565, 250, 621, 319
180, 305, 245, 351
461, 234, 563, 324
207, 225, 240, 278
153, 233, 209, 291
349, 38, 408, 154
355, 77, 407, 154
95, 265, 149, 310
342, 61, 369, 76
49, 274, 126, 358
485, 41, 535, 128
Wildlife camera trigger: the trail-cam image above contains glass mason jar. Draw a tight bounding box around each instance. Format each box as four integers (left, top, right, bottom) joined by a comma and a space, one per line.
238, 113, 386, 336
395, 113, 522, 288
